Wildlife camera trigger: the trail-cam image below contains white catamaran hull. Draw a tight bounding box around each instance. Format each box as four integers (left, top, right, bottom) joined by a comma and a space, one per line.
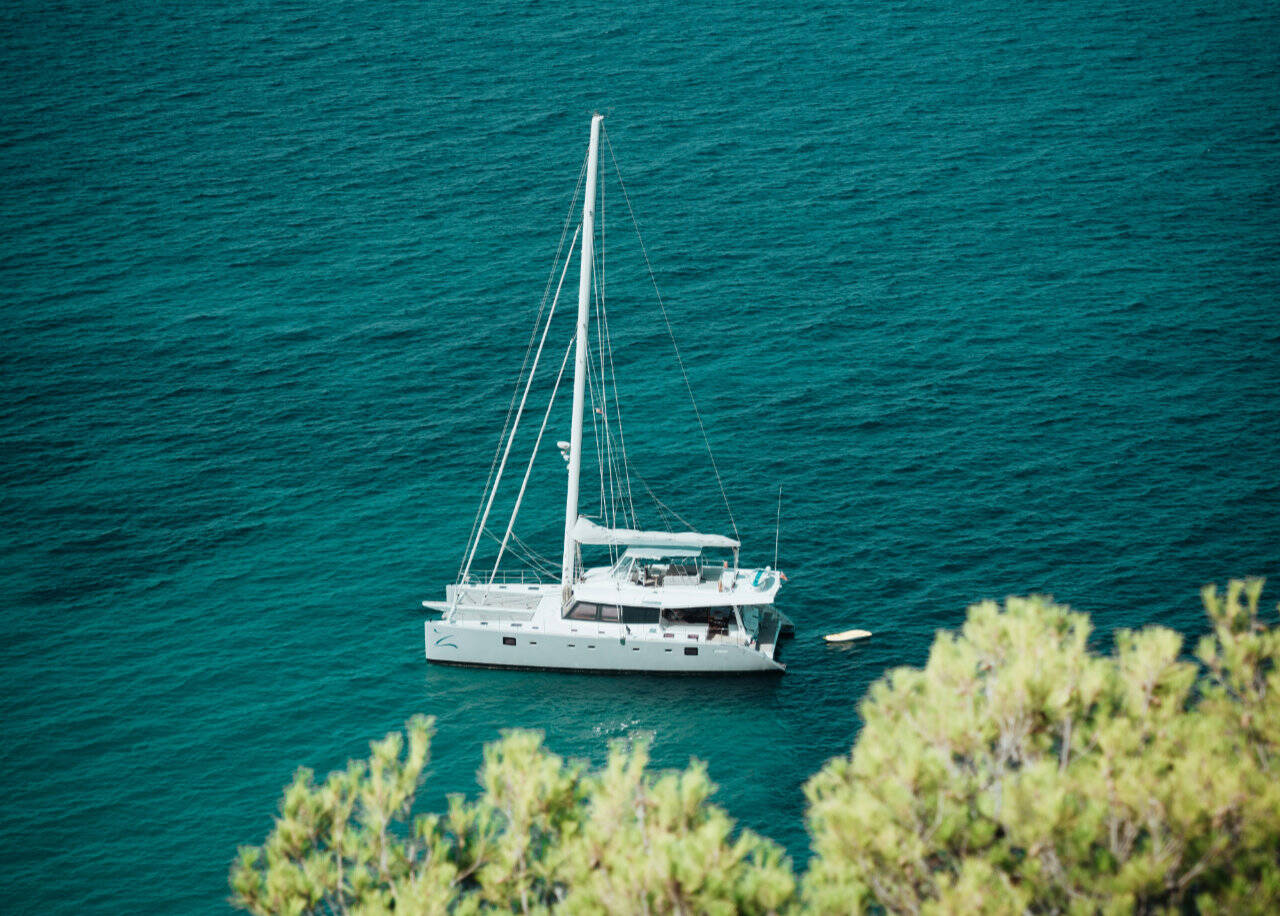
425, 619, 785, 674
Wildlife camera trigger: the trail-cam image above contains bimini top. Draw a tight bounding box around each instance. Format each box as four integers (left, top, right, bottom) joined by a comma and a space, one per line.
621, 546, 700, 560
572, 517, 739, 551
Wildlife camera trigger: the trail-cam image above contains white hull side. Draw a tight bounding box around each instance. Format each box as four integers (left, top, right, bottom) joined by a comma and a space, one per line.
425, 620, 784, 674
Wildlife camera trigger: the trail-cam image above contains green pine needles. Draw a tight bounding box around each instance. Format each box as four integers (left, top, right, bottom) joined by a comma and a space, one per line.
232, 579, 1280, 914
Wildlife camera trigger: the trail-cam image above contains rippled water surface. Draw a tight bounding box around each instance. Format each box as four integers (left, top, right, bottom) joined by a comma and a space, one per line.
3, 0, 1278, 910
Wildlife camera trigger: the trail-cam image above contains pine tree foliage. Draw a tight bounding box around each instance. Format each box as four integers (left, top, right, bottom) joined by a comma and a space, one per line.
803, 578, 1280, 914
233, 579, 1279, 914
230, 722, 793, 914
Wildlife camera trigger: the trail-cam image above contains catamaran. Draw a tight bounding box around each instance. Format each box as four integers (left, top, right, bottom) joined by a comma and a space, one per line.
423, 114, 791, 673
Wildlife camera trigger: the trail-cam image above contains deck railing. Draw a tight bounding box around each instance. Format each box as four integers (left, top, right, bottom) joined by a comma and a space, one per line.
458, 570, 547, 586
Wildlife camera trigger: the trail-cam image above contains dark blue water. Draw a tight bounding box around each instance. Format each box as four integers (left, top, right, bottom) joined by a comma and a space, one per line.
3, 0, 1277, 910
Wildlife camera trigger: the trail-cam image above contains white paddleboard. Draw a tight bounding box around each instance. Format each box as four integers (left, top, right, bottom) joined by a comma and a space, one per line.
824, 628, 872, 643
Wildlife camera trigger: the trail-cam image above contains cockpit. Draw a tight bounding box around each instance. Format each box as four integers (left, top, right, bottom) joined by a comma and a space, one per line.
608, 547, 726, 588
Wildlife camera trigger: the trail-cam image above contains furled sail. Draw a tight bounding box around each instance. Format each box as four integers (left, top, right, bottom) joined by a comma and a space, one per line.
571, 517, 739, 550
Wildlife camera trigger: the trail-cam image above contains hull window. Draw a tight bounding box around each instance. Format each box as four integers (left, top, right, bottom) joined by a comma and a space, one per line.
684, 647, 698, 656
502, 636, 516, 646
568, 602, 660, 625
621, 606, 660, 625
662, 606, 734, 626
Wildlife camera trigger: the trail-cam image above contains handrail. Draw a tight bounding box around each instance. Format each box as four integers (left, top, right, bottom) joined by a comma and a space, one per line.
459, 571, 547, 586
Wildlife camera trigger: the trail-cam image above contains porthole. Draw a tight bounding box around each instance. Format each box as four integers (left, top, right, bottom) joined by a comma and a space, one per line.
502, 636, 516, 646
684, 647, 698, 656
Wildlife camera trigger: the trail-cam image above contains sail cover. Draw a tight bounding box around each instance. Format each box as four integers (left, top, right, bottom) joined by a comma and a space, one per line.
572, 517, 739, 550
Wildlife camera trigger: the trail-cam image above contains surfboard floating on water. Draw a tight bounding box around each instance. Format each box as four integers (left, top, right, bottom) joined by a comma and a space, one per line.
824, 629, 873, 643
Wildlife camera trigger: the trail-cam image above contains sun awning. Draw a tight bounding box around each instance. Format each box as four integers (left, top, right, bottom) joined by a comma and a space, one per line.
623, 546, 700, 559
572, 517, 739, 550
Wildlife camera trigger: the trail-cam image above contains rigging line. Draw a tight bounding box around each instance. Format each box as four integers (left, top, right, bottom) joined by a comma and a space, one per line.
592, 255, 621, 544
508, 526, 554, 567
462, 230, 576, 582
587, 321, 613, 534
498, 524, 558, 574
488, 331, 577, 583
460, 158, 586, 577
601, 155, 638, 532
602, 126, 739, 540
460, 224, 581, 584
594, 244, 615, 532
604, 425, 627, 532
483, 527, 540, 568
630, 467, 697, 532
458, 151, 590, 580
599, 154, 619, 529
461, 168, 585, 577
585, 351, 607, 533
511, 546, 558, 580
600, 142, 606, 359
602, 424, 624, 536
638, 476, 674, 533
601, 155, 639, 532
590, 270, 607, 526
485, 524, 557, 574
597, 266, 638, 528
585, 365, 615, 568
603, 378, 629, 534
597, 143, 630, 534
592, 236, 635, 532
483, 528, 557, 578
594, 387, 620, 565
604, 423, 629, 531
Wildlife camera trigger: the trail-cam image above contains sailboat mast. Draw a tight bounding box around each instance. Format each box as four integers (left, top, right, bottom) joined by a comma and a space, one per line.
561, 113, 604, 595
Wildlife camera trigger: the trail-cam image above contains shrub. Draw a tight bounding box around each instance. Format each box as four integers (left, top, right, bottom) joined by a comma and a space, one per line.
231, 723, 793, 914
233, 579, 1279, 914
804, 579, 1280, 914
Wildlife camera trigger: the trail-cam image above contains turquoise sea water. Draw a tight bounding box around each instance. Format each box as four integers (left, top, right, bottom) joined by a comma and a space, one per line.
3, 0, 1278, 910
